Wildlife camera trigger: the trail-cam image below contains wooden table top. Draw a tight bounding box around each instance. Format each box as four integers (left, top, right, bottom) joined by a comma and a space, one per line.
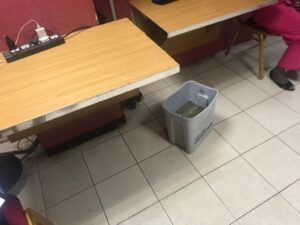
0, 18, 179, 137
130, 0, 276, 37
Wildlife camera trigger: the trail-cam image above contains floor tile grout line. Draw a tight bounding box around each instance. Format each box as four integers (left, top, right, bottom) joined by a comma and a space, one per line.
241, 153, 300, 213
234, 94, 273, 112
36, 164, 48, 217
201, 154, 241, 177
202, 176, 238, 223
118, 103, 156, 135
141, 85, 173, 101
243, 99, 300, 137
89, 139, 174, 187
115, 201, 160, 225
240, 154, 278, 192
92, 186, 111, 225
221, 54, 259, 77
231, 191, 290, 223
188, 60, 225, 76
178, 149, 238, 222
245, 72, 285, 97
120, 118, 173, 162
135, 163, 175, 225
212, 123, 273, 157
44, 184, 93, 210
142, 91, 171, 121
275, 121, 300, 157
279, 192, 300, 216
212, 123, 299, 187
80, 130, 121, 153
194, 63, 248, 91
119, 115, 156, 136
31, 147, 97, 215
219, 92, 300, 138
119, 131, 175, 225
278, 177, 300, 194
217, 90, 244, 111
140, 85, 170, 99
160, 176, 202, 201
272, 93, 300, 116
36, 131, 122, 173
212, 115, 300, 217
213, 110, 242, 127
80, 150, 111, 225
213, 94, 273, 130
278, 178, 300, 215
120, 132, 201, 201
195, 127, 291, 220
93, 163, 137, 186
36, 152, 82, 173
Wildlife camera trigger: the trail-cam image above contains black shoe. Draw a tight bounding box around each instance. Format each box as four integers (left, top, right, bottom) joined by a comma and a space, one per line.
285, 70, 299, 81
270, 71, 295, 91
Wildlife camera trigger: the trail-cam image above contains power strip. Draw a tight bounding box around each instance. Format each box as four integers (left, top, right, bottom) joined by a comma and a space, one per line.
2, 34, 65, 63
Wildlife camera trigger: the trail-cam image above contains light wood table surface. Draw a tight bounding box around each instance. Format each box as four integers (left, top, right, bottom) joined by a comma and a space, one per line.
130, 0, 276, 38
0, 18, 179, 139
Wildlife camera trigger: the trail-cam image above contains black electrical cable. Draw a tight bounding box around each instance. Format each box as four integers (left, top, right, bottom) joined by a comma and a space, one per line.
26, 137, 34, 143
16, 138, 39, 152
63, 26, 92, 39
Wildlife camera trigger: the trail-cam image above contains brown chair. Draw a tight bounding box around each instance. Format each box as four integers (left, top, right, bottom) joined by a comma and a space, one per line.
25, 208, 54, 225
0, 194, 54, 225
226, 17, 280, 80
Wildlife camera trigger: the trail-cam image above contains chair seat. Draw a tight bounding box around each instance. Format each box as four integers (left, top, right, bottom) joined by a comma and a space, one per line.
242, 17, 279, 36
0, 195, 28, 225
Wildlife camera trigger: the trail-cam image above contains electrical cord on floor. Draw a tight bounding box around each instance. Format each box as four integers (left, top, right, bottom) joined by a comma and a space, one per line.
0, 137, 40, 157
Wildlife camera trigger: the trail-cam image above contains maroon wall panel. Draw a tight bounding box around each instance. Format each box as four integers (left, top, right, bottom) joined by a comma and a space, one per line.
0, 0, 98, 51
114, 0, 130, 19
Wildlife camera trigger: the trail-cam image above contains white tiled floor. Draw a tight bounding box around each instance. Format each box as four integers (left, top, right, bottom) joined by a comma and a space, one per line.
4, 38, 300, 225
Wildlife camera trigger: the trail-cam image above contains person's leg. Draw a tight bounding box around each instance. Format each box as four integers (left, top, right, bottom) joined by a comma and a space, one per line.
253, 2, 300, 90
270, 66, 295, 91
278, 40, 300, 70
269, 40, 300, 90
285, 70, 300, 80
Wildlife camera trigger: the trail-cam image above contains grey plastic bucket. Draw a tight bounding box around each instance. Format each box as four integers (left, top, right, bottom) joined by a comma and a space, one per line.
162, 81, 218, 153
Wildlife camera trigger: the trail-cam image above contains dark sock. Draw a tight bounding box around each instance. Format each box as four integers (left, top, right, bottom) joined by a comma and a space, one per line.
285, 70, 300, 80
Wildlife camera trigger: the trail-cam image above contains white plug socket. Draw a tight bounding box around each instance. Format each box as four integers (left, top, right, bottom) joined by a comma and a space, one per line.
35, 26, 49, 42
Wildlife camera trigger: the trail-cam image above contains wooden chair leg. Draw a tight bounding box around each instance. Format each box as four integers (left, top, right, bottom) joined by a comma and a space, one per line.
258, 32, 265, 80
225, 30, 240, 56
25, 208, 54, 225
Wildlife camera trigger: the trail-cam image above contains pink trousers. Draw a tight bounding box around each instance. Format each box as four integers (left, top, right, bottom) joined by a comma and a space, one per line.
253, 1, 300, 70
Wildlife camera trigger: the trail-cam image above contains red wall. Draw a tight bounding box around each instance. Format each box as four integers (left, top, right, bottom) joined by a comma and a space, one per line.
0, 0, 98, 51
114, 0, 131, 19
